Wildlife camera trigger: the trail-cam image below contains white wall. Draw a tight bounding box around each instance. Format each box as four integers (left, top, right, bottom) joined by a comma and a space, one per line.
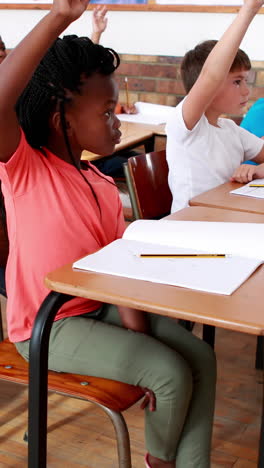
0, 9, 264, 59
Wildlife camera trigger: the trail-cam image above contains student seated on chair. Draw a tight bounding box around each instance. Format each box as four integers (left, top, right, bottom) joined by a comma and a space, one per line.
90, 5, 139, 178
0, 2, 216, 467
0, 36, 7, 64
166, 0, 264, 214
240, 98, 264, 139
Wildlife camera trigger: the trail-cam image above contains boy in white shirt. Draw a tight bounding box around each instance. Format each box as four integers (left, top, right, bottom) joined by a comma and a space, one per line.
166, 0, 264, 213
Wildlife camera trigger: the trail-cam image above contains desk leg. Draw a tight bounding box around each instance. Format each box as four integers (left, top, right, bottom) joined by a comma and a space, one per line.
28, 291, 73, 468
202, 325, 215, 349
256, 336, 264, 370
144, 135, 155, 153
258, 340, 264, 467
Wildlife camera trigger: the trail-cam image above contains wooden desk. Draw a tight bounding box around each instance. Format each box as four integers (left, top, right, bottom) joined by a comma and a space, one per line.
190, 181, 264, 215
45, 206, 264, 335
81, 122, 165, 162
28, 206, 264, 468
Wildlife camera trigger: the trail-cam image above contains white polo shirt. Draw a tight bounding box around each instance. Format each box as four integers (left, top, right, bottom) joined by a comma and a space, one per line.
166, 99, 264, 213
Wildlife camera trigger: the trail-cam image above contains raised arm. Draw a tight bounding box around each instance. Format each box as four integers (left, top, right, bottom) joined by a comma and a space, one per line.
91, 5, 108, 44
0, 0, 89, 163
183, 0, 264, 130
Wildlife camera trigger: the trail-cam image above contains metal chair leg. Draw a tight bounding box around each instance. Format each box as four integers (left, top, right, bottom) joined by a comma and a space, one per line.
28, 291, 73, 468
258, 338, 264, 467
100, 404, 132, 468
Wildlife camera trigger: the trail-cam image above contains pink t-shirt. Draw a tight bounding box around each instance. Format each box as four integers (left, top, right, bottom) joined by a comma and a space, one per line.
0, 130, 125, 342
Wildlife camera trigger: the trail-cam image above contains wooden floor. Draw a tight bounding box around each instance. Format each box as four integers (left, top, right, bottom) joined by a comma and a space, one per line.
0, 296, 262, 467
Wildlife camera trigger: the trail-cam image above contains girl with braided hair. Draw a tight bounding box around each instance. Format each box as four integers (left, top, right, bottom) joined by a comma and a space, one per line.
0, 1, 216, 467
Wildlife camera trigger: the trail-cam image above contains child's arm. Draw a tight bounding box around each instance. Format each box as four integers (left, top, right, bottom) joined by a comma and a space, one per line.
231, 160, 264, 183
117, 306, 150, 334
182, 0, 263, 131
91, 5, 108, 44
0, 0, 89, 163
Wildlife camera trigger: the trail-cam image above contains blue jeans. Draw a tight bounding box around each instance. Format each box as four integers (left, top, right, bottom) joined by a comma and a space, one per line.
0, 267, 6, 297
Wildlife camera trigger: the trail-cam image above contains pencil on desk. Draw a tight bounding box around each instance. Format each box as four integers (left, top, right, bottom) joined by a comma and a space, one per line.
249, 184, 264, 187
124, 77, 130, 108
139, 254, 226, 258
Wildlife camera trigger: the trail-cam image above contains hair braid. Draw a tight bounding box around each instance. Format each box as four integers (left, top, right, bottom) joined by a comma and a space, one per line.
14, 35, 120, 218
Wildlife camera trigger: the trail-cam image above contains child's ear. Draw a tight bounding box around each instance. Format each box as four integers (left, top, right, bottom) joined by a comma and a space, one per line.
50, 111, 73, 136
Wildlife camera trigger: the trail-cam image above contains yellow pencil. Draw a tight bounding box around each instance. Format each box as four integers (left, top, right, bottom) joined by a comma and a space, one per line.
139, 254, 226, 258
124, 77, 129, 108
249, 184, 264, 187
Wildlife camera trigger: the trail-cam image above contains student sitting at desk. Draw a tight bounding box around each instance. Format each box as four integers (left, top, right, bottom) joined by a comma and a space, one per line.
166, 0, 264, 213
0, 1, 216, 467
240, 97, 264, 139
0, 36, 7, 64
90, 5, 139, 178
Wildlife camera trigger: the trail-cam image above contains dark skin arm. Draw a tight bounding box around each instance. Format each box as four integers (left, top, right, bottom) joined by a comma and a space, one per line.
117, 306, 150, 334
0, 0, 89, 163
117, 306, 156, 411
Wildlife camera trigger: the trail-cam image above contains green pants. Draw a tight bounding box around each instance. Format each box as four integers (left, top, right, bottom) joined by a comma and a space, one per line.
16, 304, 216, 467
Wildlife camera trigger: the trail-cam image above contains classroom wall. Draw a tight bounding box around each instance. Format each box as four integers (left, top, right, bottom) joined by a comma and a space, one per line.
116, 53, 264, 120
1, 9, 264, 58
1, 8, 264, 116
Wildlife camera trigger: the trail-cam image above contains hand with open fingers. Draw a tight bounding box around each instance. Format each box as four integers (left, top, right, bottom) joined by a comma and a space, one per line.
140, 387, 156, 412
92, 5, 108, 35
51, 0, 89, 23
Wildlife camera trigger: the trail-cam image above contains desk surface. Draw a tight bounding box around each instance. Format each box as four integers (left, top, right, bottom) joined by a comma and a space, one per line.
81, 122, 165, 161
45, 206, 264, 337
190, 181, 264, 215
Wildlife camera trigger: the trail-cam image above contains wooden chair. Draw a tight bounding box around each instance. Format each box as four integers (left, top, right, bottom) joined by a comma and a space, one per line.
0, 219, 144, 467
123, 149, 172, 220
123, 150, 215, 344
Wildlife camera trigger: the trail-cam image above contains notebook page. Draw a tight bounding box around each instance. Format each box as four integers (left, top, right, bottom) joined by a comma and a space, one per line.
123, 219, 264, 260
73, 239, 262, 296
117, 102, 174, 125
230, 179, 264, 199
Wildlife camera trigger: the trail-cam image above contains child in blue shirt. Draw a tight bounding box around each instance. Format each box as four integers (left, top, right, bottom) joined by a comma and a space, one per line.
240, 98, 264, 138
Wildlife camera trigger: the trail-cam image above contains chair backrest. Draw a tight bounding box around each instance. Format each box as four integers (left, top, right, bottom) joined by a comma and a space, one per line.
124, 150, 172, 220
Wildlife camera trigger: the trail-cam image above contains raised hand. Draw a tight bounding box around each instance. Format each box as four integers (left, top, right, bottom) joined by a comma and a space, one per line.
51, 0, 90, 24
92, 6, 108, 35
242, 0, 264, 14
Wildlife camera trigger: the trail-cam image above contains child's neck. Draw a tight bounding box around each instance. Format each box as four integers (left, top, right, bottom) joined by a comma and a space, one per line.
47, 137, 82, 168
205, 109, 221, 127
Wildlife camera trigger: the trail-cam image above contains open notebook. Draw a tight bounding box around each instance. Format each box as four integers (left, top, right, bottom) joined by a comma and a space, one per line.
230, 178, 264, 199
73, 220, 264, 296
116, 102, 175, 125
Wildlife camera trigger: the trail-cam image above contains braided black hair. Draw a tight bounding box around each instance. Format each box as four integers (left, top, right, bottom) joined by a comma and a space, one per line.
0, 36, 120, 227
16, 35, 120, 149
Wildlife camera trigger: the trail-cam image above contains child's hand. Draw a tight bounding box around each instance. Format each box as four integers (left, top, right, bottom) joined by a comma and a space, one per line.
51, 0, 89, 23
231, 162, 264, 183
92, 6, 108, 35
121, 103, 137, 114
140, 387, 156, 412
242, 0, 264, 14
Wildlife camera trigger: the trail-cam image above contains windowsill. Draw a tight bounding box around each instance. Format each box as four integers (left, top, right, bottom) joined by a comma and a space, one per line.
1, 4, 263, 13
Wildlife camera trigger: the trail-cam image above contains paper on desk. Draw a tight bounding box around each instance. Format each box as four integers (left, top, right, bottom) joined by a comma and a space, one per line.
73, 239, 261, 296
230, 179, 264, 199
116, 101, 175, 125
73, 220, 264, 295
